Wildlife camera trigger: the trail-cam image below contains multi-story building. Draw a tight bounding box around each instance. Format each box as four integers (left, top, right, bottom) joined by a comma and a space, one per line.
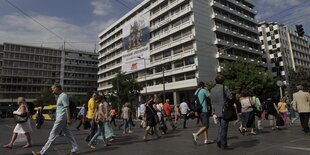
97, 0, 261, 103
259, 22, 310, 81
0, 43, 98, 105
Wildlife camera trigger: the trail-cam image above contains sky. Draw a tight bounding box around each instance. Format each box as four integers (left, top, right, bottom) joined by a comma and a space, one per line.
0, 0, 309, 52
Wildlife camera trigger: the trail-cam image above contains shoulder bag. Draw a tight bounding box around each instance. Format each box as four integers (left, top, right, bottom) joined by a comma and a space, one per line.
13, 112, 29, 123
222, 85, 237, 121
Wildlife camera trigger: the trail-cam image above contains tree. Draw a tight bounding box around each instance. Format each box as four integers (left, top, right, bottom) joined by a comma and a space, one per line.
108, 72, 143, 110
33, 89, 56, 106
287, 66, 310, 100
220, 59, 277, 98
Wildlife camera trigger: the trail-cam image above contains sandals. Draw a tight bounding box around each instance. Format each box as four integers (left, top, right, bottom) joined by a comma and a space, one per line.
88, 144, 96, 149
23, 144, 32, 148
3, 144, 13, 149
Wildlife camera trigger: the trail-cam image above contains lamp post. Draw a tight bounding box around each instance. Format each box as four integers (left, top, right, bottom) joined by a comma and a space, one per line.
162, 64, 166, 102
137, 56, 148, 96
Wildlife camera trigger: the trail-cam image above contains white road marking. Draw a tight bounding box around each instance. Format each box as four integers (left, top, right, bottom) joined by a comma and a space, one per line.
284, 146, 310, 151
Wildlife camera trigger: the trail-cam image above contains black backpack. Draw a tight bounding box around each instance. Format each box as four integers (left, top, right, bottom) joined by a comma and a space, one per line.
190, 89, 205, 112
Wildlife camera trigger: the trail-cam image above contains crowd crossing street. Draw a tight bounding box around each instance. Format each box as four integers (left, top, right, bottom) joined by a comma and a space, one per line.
0, 117, 309, 155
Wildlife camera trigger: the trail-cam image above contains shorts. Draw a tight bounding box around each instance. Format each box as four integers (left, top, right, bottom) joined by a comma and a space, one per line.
200, 112, 210, 127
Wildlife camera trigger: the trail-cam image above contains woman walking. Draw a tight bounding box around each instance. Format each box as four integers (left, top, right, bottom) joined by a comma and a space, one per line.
3, 97, 32, 148
144, 96, 160, 141
278, 97, 288, 124
265, 94, 279, 130
87, 96, 111, 149
239, 90, 256, 135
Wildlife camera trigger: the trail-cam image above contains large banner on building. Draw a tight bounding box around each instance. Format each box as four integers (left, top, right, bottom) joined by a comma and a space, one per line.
121, 10, 150, 72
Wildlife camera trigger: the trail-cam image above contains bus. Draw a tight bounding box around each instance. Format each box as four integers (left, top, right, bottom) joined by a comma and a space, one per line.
32, 105, 57, 121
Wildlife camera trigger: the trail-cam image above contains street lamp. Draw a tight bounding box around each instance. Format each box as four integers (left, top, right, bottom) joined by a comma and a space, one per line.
137, 56, 149, 96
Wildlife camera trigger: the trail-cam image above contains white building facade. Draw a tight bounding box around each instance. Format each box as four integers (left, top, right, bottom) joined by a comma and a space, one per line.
259, 22, 310, 81
97, 0, 261, 103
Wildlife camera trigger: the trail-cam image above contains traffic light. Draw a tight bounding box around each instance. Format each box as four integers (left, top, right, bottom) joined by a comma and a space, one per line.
295, 25, 305, 37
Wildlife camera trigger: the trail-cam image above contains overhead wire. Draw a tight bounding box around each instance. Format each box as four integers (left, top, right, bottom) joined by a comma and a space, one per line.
5, 0, 80, 51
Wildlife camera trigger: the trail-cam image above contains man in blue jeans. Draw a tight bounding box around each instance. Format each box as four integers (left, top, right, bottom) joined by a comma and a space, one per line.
211, 74, 233, 149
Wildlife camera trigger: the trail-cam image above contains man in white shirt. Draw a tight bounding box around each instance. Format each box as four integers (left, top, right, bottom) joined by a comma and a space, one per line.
179, 99, 190, 128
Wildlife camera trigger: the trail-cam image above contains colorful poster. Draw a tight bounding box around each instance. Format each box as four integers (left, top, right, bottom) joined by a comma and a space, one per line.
121, 10, 150, 72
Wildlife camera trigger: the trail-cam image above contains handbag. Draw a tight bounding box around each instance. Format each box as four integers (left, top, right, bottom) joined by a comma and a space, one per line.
13, 113, 29, 123
147, 103, 160, 124
222, 85, 237, 121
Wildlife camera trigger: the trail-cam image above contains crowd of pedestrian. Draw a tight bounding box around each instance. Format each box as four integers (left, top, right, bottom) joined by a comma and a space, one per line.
2, 74, 310, 154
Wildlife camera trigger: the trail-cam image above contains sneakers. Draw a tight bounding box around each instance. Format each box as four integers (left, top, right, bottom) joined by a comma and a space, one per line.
204, 140, 214, 144
192, 133, 197, 145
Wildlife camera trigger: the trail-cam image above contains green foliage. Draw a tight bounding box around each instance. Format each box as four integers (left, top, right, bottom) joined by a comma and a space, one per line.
33, 89, 56, 106
108, 72, 142, 110
220, 59, 277, 98
287, 66, 310, 100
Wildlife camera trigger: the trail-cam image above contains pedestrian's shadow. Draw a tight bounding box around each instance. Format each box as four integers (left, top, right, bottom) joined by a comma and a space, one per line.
231, 139, 260, 148
78, 146, 119, 154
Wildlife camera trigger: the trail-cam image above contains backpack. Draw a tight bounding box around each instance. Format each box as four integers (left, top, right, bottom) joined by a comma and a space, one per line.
27, 102, 36, 115
190, 89, 205, 112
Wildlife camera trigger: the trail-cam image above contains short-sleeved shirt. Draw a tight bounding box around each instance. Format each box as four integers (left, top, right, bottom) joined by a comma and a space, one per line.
122, 107, 131, 119
163, 103, 172, 116
278, 102, 287, 113
56, 92, 69, 121
195, 88, 210, 113
87, 98, 96, 119
179, 102, 190, 115
210, 85, 232, 117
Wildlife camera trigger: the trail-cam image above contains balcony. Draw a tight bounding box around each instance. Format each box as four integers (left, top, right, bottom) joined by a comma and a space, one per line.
151, 49, 195, 67
212, 1, 256, 24
227, 0, 256, 15
99, 28, 122, 45
213, 13, 258, 34
141, 78, 197, 93
150, 20, 193, 43
151, 0, 183, 20
213, 25, 259, 44
150, 6, 192, 32
98, 44, 122, 59
151, 34, 195, 55
98, 63, 121, 75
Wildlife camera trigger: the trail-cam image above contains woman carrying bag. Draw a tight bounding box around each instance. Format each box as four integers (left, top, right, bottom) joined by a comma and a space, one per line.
3, 97, 32, 148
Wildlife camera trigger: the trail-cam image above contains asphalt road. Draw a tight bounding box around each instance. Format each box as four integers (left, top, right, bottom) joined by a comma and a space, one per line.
0, 118, 309, 155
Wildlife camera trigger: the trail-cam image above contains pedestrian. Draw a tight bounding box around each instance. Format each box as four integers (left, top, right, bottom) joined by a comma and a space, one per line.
3, 97, 32, 148
174, 103, 180, 125
144, 96, 161, 141
292, 85, 310, 133
277, 97, 288, 125
139, 100, 146, 128
110, 107, 117, 127
122, 102, 132, 134
86, 92, 99, 142
36, 105, 45, 129
210, 74, 233, 149
252, 95, 263, 130
179, 99, 190, 128
192, 82, 214, 145
264, 94, 279, 130
87, 95, 111, 149
99, 96, 115, 142
290, 101, 299, 126
76, 104, 86, 130
239, 90, 256, 135
163, 99, 177, 130
32, 84, 78, 155
234, 93, 242, 125
155, 97, 167, 135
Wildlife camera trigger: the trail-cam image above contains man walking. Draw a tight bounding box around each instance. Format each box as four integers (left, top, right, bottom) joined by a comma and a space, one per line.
32, 84, 78, 155
211, 74, 233, 149
192, 82, 214, 145
163, 99, 177, 130
292, 85, 310, 133
179, 99, 190, 128
86, 92, 99, 142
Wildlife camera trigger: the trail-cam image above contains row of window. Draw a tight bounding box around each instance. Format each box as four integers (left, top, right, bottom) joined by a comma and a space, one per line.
3, 52, 61, 63
64, 87, 97, 93
64, 80, 97, 86
214, 20, 257, 40
0, 85, 50, 93
3, 61, 60, 70
1, 77, 57, 85
216, 32, 260, 50
64, 73, 96, 79
65, 58, 98, 66
218, 46, 261, 60
152, 15, 191, 39
2, 69, 60, 77
151, 1, 190, 27
65, 66, 98, 73
4, 44, 62, 56
214, 0, 255, 19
